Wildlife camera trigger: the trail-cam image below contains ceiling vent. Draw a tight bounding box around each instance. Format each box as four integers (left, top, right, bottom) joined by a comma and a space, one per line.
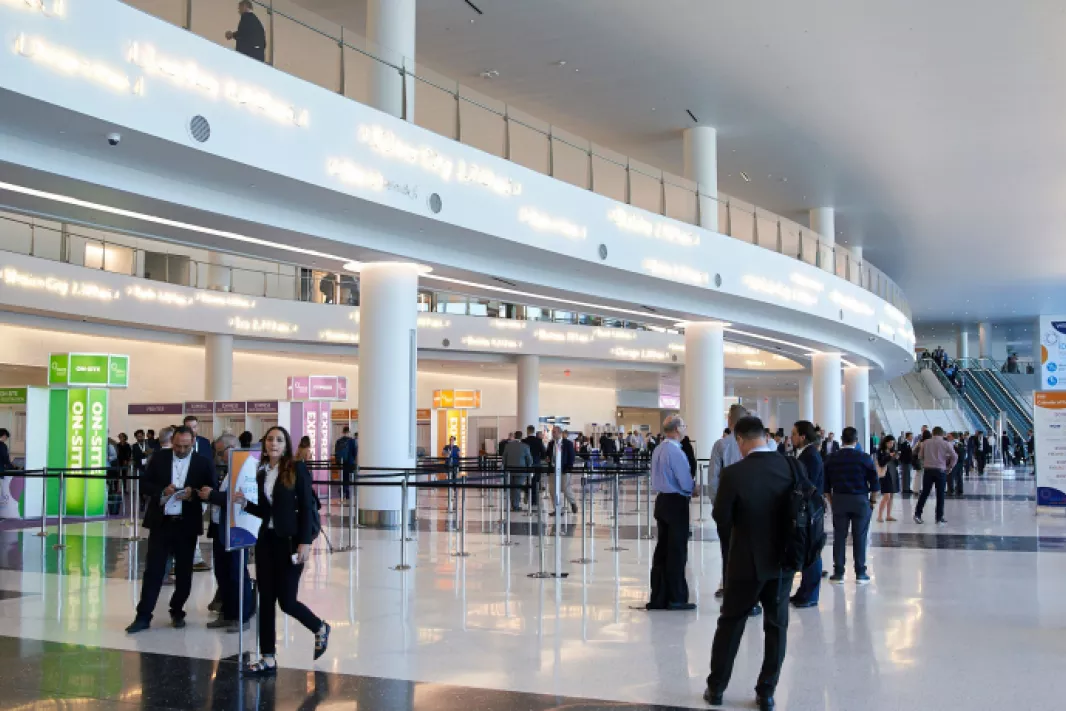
188, 115, 211, 143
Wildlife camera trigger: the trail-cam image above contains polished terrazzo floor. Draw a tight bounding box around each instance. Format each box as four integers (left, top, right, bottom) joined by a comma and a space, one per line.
0, 472, 1062, 709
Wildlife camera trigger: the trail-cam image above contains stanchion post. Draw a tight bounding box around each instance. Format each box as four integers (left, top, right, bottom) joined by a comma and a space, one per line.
641, 469, 653, 540
36, 470, 49, 537
393, 474, 412, 571
633, 473, 642, 514
237, 547, 247, 670
453, 475, 470, 557
53, 470, 66, 550
128, 473, 145, 542
348, 472, 359, 550
501, 471, 518, 546
607, 474, 628, 552
571, 474, 592, 564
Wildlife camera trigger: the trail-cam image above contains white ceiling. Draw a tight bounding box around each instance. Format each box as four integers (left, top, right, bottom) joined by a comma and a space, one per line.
296, 0, 1066, 324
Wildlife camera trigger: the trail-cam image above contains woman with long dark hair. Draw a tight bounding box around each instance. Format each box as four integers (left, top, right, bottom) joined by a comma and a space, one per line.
876, 435, 900, 523
234, 426, 330, 675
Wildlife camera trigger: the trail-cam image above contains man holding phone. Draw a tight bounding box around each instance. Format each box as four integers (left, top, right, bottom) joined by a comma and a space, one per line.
126, 426, 216, 634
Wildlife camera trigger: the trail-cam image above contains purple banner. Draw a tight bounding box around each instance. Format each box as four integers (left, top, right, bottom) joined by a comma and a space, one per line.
338, 377, 348, 400
215, 401, 248, 414
128, 403, 183, 416
309, 375, 338, 400
184, 401, 214, 415
246, 400, 279, 414
287, 376, 309, 400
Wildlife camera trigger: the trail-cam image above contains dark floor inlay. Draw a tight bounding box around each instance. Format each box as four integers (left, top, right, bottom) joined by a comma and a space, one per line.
0, 634, 707, 711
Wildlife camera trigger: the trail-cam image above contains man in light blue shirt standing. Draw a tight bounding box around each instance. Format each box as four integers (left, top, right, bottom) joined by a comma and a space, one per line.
645, 415, 696, 611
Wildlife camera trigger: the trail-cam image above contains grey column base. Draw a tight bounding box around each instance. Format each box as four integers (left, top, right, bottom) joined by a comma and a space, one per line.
358, 509, 416, 529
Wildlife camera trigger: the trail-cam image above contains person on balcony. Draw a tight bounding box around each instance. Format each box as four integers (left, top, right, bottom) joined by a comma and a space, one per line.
226, 1, 267, 63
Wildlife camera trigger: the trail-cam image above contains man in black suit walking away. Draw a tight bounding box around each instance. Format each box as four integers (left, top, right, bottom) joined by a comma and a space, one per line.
705, 416, 794, 711
226, 0, 267, 62
126, 426, 215, 633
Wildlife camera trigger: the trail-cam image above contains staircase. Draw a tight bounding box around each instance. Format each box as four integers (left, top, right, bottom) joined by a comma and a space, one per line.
952, 358, 1034, 440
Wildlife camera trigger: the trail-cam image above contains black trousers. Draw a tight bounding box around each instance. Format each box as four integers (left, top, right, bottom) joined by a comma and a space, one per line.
136, 519, 197, 622
256, 528, 321, 655
915, 468, 946, 522
947, 463, 964, 495
648, 493, 690, 608
708, 575, 792, 697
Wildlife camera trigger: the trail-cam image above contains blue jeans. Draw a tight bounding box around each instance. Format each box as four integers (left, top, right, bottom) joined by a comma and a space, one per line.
212, 536, 254, 622
794, 556, 823, 604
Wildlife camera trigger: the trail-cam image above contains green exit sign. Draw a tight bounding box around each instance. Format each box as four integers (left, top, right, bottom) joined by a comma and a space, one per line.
49, 353, 129, 388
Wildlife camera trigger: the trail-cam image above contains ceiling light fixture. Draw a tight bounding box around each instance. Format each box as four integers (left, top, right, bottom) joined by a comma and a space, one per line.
740, 171, 751, 182
479, 69, 499, 79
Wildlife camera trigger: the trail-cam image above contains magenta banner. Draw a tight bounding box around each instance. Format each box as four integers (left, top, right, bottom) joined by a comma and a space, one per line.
128, 403, 183, 416
246, 400, 278, 414
287, 376, 309, 400
338, 377, 348, 400
309, 375, 338, 400
215, 401, 248, 414
184, 401, 214, 415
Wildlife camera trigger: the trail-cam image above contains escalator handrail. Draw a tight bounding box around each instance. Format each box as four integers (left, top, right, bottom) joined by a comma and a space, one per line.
966, 369, 1024, 439
969, 368, 1030, 434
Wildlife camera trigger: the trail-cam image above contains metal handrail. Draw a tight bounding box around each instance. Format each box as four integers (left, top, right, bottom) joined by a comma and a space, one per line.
118, 0, 911, 320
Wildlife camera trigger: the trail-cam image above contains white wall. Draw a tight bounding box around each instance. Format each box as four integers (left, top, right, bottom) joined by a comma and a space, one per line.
0, 323, 617, 434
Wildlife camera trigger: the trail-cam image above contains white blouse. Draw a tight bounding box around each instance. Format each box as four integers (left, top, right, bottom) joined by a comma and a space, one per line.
263, 463, 279, 529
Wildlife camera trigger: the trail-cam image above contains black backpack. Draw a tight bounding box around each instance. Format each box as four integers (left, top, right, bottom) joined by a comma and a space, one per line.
781, 456, 826, 573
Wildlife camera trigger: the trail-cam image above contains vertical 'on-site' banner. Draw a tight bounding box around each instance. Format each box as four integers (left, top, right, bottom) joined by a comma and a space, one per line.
45, 388, 109, 516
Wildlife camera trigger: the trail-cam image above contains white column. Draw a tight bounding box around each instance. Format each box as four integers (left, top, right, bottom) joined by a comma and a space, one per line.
205, 252, 231, 292
810, 207, 836, 273
844, 366, 870, 448
367, 0, 416, 120
358, 263, 420, 526
682, 126, 719, 232
204, 334, 233, 400
516, 354, 540, 432
847, 244, 863, 283
979, 321, 992, 359
957, 326, 970, 360
812, 353, 842, 437
684, 322, 725, 466
798, 374, 815, 422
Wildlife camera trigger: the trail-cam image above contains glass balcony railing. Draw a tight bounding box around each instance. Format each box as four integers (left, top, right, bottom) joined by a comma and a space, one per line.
0, 211, 682, 334
117, 0, 911, 321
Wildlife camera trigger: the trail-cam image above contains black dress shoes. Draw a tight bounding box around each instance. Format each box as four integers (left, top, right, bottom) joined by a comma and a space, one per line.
757, 694, 775, 710
125, 618, 150, 635
703, 688, 724, 706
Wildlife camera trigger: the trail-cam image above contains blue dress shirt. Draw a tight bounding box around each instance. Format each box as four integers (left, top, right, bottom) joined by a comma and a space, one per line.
651, 438, 694, 496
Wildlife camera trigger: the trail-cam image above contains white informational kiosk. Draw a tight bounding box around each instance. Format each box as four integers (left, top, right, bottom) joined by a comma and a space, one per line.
1035, 392, 1066, 509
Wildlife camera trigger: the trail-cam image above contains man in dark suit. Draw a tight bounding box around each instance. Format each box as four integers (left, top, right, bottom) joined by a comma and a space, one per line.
823, 427, 878, 584
184, 416, 213, 460
545, 426, 578, 515
126, 426, 215, 634
789, 420, 824, 608
225, 0, 267, 62
821, 432, 840, 458
706, 416, 794, 711
132, 429, 151, 478
898, 433, 914, 493
522, 425, 546, 510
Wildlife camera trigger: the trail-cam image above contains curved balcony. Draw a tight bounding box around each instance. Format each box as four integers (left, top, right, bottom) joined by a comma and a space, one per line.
119, 0, 909, 320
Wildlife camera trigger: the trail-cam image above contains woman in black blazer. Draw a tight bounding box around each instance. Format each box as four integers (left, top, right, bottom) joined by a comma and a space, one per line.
234, 426, 330, 676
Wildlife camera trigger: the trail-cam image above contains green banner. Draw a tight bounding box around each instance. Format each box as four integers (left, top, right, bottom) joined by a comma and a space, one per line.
85, 389, 108, 515
108, 355, 129, 388
68, 355, 110, 387
0, 387, 26, 404
46, 389, 68, 516
65, 388, 88, 513
48, 353, 69, 386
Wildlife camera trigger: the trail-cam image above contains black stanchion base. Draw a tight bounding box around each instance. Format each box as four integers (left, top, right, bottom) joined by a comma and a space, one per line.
452, 551, 472, 557
500, 540, 520, 547
527, 572, 569, 578
606, 546, 629, 552
52, 544, 65, 550
391, 564, 412, 571
570, 558, 593, 564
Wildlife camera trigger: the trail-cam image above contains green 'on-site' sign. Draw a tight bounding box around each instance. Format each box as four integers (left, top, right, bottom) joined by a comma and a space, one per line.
48, 353, 129, 388
0, 388, 27, 404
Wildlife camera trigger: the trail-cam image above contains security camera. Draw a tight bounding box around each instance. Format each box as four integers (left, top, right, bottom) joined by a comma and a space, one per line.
106, 132, 121, 146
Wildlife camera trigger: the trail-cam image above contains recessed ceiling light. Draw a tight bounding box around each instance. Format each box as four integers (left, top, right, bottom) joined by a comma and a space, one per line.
480, 69, 500, 78
555, 60, 567, 66
740, 171, 751, 182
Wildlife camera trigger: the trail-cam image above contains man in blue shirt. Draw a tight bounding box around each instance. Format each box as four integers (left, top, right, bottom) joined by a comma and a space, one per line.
645, 415, 695, 611
823, 426, 879, 584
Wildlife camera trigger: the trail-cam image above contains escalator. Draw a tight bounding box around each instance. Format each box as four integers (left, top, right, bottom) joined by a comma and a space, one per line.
920, 361, 986, 433
952, 368, 1025, 440
957, 359, 1033, 439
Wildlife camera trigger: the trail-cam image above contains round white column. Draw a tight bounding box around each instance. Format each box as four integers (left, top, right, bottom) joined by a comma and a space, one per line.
810, 207, 836, 273
844, 366, 870, 447
367, 0, 416, 120
979, 321, 992, 359
358, 263, 420, 526
682, 126, 719, 232
957, 326, 970, 360
798, 374, 815, 422
204, 334, 233, 400
516, 354, 540, 432
812, 353, 842, 437
685, 322, 725, 469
